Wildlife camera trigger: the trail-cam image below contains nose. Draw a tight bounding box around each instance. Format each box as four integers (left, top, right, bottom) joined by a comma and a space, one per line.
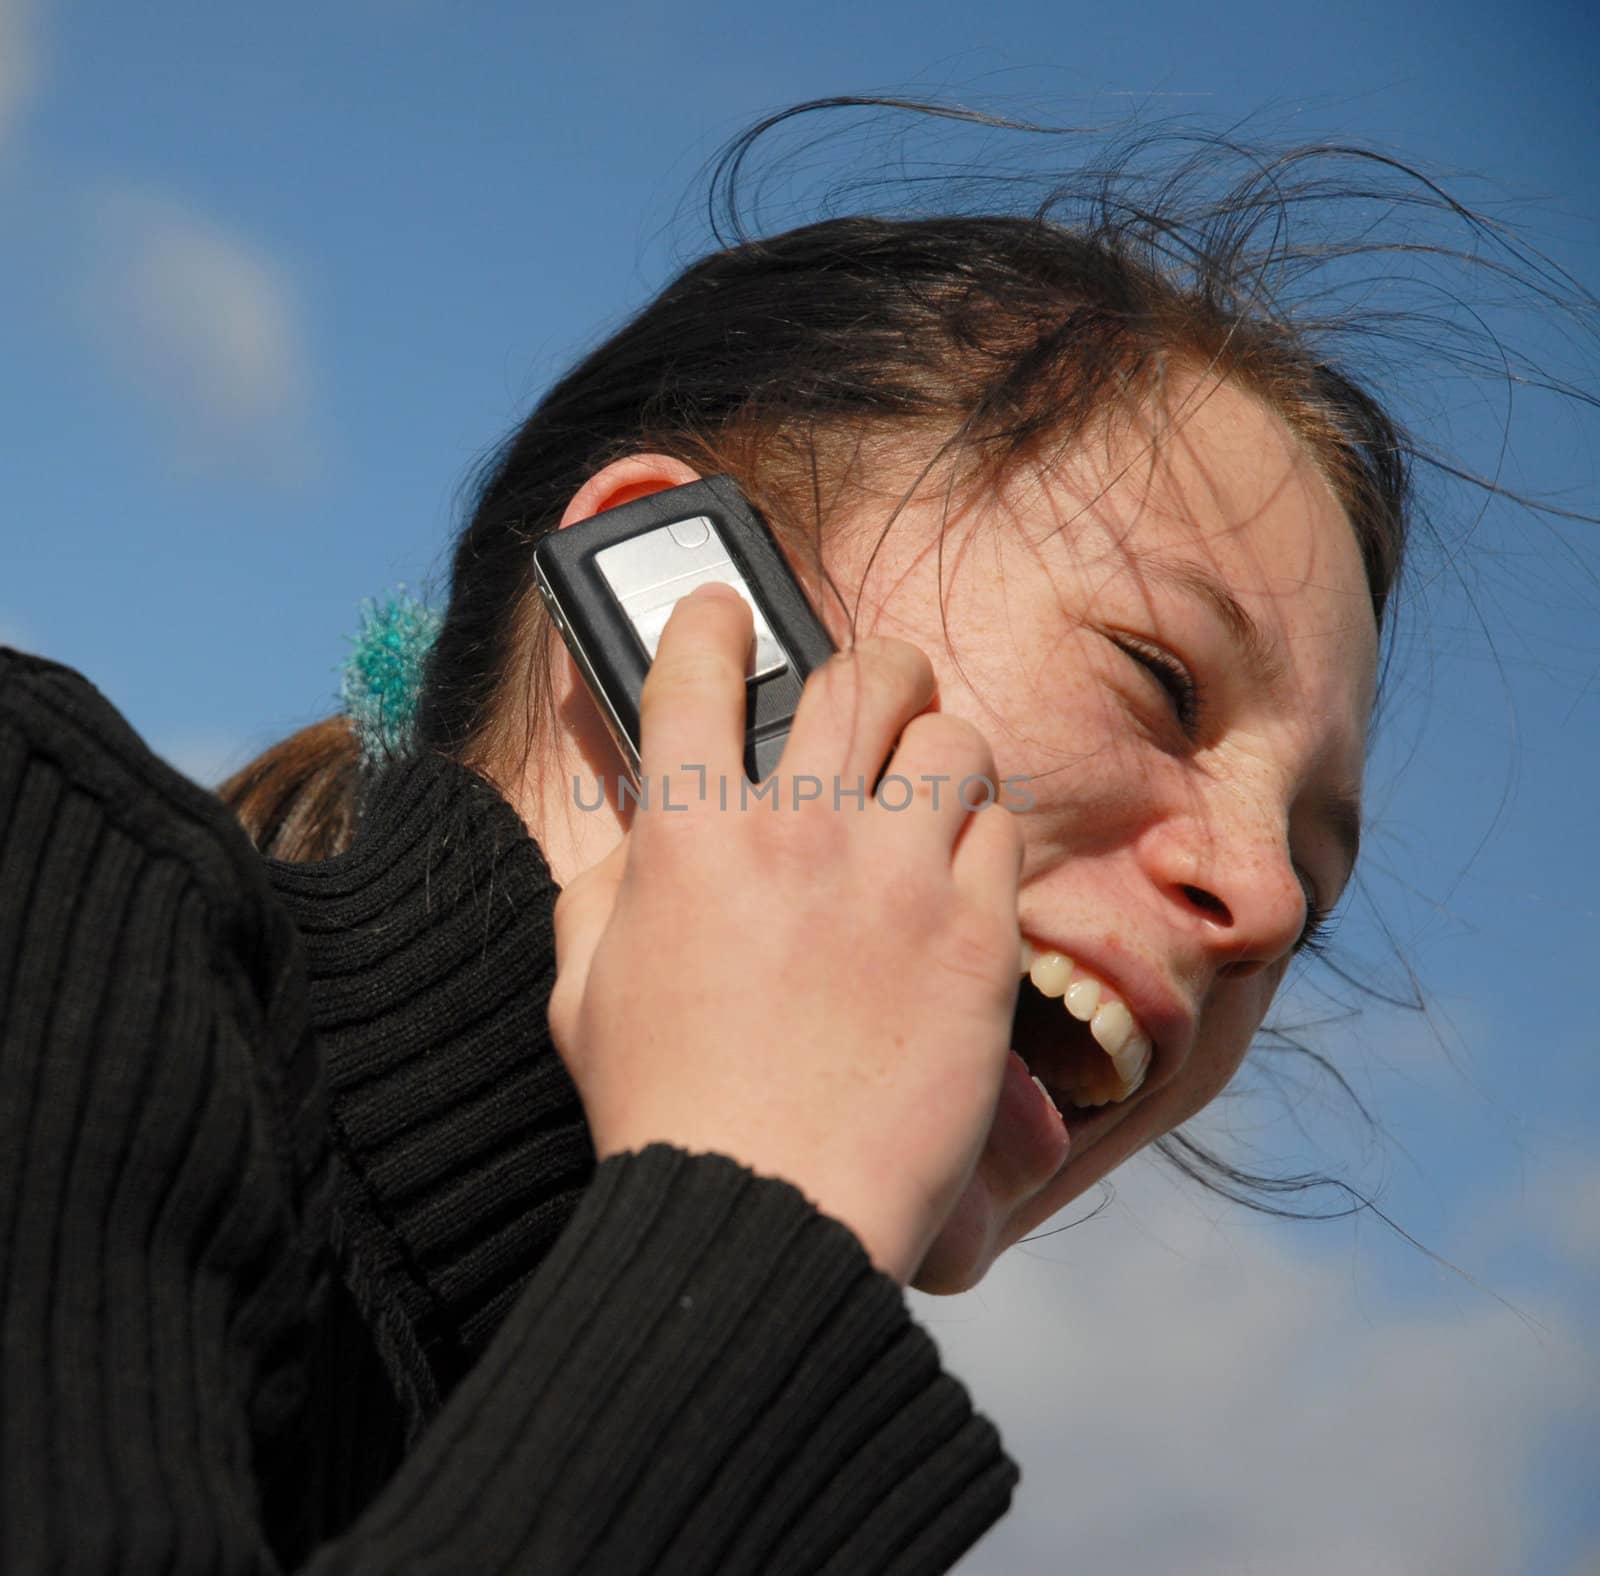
1147, 814, 1309, 979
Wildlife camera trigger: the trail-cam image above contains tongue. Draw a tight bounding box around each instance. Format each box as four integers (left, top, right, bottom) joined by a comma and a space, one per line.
987, 1048, 1071, 1188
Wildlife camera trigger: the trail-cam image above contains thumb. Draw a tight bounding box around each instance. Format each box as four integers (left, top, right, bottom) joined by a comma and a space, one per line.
548, 832, 631, 1049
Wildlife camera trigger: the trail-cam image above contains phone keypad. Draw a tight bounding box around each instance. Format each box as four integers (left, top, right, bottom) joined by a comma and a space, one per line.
596, 517, 789, 682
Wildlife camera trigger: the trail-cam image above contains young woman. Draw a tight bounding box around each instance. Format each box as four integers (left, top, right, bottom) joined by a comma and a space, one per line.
0, 107, 1582, 1571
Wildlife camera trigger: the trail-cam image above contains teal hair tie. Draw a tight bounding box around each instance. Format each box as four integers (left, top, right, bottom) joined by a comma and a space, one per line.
341, 589, 441, 766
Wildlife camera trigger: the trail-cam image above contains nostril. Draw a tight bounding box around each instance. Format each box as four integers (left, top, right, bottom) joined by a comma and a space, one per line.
1179, 883, 1233, 925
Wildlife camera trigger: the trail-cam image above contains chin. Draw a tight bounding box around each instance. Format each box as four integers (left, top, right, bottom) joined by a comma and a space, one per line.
908, 1179, 1006, 1295
909, 1258, 985, 1297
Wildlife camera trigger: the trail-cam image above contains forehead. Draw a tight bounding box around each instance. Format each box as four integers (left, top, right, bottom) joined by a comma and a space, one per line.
1014, 376, 1381, 709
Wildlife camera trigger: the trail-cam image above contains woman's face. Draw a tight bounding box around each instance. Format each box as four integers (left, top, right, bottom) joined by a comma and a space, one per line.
818, 377, 1380, 1294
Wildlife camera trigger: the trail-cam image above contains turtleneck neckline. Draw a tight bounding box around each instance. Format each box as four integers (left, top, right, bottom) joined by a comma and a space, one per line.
268, 752, 594, 1392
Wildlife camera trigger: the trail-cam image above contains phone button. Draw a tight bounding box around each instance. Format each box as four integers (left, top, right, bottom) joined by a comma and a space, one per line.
668, 516, 712, 550
630, 581, 788, 682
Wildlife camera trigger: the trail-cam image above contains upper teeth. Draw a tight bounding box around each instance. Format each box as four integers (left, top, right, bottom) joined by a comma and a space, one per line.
1019, 939, 1153, 1103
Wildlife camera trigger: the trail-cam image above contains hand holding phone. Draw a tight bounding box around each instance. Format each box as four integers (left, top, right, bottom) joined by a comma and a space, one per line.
546, 580, 1026, 1287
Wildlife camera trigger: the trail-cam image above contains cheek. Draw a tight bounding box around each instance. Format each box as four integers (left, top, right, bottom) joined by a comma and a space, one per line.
1173, 971, 1287, 1123
938, 616, 1124, 760
970, 707, 1165, 879
1173, 1034, 1252, 1126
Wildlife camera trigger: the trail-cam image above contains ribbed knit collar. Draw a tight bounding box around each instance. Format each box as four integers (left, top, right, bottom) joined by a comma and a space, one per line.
267, 752, 594, 1404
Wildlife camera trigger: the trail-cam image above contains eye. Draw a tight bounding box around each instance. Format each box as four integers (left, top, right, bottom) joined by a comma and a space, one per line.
1293, 872, 1335, 956
1111, 634, 1202, 735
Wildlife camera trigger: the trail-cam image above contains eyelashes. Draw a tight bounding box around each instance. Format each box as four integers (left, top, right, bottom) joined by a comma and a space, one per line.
1295, 896, 1334, 956
1110, 630, 1339, 958
1111, 633, 1203, 735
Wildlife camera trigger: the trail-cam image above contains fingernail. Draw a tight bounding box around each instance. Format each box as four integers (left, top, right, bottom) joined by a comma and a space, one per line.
684, 581, 742, 605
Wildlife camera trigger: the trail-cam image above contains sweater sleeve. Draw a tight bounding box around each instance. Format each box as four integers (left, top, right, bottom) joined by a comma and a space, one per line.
337, 1143, 1019, 1575
0, 651, 1017, 1574
0, 651, 331, 1571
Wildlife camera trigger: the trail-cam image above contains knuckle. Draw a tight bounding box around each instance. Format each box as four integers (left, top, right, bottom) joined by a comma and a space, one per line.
940, 906, 1018, 991
924, 876, 1017, 972
867, 859, 943, 924
796, 642, 938, 754
854, 636, 934, 694
973, 795, 1022, 839
900, 712, 996, 775
798, 651, 854, 712
761, 789, 846, 862
813, 638, 930, 704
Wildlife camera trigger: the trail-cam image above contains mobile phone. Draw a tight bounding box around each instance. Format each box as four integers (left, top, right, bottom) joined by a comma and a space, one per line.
531, 475, 836, 784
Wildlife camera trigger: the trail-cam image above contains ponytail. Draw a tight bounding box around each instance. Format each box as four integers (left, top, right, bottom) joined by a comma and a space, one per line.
217, 716, 363, 862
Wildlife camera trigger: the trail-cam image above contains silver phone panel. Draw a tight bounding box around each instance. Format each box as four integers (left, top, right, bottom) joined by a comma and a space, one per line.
594, 517, 787, 681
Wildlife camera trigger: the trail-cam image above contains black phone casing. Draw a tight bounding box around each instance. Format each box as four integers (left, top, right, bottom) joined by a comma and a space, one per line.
531, 475, 837, 783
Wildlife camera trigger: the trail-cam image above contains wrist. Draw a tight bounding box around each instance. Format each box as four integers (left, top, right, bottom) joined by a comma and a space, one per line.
593, 1130, 924, 1285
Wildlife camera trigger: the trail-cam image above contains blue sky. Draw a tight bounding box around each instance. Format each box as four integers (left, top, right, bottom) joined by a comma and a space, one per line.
2, 1, 1596, 1569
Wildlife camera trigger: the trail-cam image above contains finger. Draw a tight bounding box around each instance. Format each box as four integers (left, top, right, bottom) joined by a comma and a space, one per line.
873, 710, 1000, 851
637, 582, 754, 789
548, 834, 631, 1048
780, 636, 937, 789
948, 799, 1025, 918
551, 833, 630, 967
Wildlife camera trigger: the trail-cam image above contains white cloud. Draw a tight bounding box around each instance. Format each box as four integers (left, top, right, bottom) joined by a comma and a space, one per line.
0, 0, 38, 152
1477, 1151, 1600, 1276
77, 188, 319, 483
912, 1160, 1594, 1574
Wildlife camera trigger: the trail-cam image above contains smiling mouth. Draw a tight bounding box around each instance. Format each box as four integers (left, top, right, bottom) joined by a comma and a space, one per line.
1012, 941, 1154, 1118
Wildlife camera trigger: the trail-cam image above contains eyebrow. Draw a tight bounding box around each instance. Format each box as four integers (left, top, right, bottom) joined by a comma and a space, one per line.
1137, 552, 1364, 883
1136, 552, 1288, 687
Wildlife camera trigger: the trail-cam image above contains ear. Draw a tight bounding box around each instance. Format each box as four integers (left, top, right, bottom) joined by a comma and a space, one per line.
557, 453, 704, 530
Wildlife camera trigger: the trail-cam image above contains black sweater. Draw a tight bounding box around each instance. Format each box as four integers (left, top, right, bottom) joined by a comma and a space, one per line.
0, 649, 1017, 1574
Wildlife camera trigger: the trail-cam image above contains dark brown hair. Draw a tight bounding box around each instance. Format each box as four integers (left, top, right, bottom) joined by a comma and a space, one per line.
224, 106, 1433, 856
220, 101, 1595, 1226
219, 716, 361, 863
